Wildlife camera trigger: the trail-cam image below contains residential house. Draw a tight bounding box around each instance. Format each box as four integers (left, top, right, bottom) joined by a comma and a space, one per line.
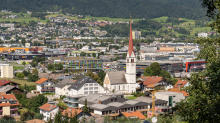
67, 76, 106, 96
0, 85, 23, 94
39, 103, 59, 121
62, 108, 90, 120
0, 80, 20, 89
63, 76, 106, 108
141, 76, 173, 91
36, 78, 55, 94
55, 78, 76, 96
0, 92, 20, 119
173, 79, 189, 89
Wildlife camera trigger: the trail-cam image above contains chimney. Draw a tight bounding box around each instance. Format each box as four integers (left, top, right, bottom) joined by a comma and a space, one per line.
98, 101, 102, 104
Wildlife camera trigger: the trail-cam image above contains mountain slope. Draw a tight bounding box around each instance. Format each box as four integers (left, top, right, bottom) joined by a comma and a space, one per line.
0, 0, 207, 19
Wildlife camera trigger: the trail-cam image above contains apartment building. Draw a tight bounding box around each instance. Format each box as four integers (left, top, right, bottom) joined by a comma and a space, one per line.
0, 64, 13, 78
36, 78, 55, 94
0, 92, 20, 118
48, 57, 102, 72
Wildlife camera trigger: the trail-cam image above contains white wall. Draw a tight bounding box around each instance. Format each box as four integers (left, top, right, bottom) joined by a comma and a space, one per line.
94, 110, 102, 115
40, 107, 59, 121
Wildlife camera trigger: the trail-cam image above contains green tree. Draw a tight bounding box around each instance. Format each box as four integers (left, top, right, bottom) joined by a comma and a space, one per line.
16, 73, 24, 79
32, 69, 38, 75
54, 111, 62, 123
22, 61, 26, 66
31, 94, 48, 113
21, 38, 26, 46
47, 64, 54, 70
1, 57, 4, 61
98, 71, 106, 82
144, 62, 161, 76
92, 53, 96, 57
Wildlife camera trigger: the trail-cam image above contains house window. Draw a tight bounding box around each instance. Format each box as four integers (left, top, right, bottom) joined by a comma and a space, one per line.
94, 84, 98, 86
84, 91, 88, 94
89, 87, 93, 90
119, 86, 120, 90
84, 88, 88, 90
89, 91, 93, 94
94, 87, 98, 90
127, 59, 129, 62
114, 86, 116, 90
89, 84, 93, 86
123, 85, 125, 90
84, 84, 88, 87
94, 91, 98, 94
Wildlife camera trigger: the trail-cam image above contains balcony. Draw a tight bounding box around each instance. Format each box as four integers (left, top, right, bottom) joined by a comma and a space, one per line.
10, 108, 18, 111
41, 89, 55, 91
103, 113, 119, 117
41, 85, 55, 88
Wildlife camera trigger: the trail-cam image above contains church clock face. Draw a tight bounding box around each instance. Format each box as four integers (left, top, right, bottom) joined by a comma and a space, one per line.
131, 63, 134, 66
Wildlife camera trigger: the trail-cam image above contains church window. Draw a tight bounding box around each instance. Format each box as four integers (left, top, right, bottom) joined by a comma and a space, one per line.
119, 86, 120, 90
127, 59, 129, 63
114, 86, 116, 91
123, 85, 125, 90
131, 59, 134, 62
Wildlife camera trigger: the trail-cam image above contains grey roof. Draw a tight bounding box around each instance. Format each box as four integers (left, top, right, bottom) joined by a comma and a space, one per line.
68, 76, 99, 91
0, 85, 15, 93
56, 78, 76, 88
133, 96, 168, 105
90, 104, 118, 111
79, 94, 112, 104
107, 71, 127, 84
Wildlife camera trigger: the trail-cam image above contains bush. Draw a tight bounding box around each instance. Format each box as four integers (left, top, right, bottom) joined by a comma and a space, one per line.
16, 72, 25, 79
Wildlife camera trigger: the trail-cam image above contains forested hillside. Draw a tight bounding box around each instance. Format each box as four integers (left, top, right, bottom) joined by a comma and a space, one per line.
0, 0, 207, 19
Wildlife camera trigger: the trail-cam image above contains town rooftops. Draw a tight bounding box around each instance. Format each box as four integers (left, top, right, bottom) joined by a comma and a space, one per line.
90, 103, 118, 111
51, 57, 99, 61
39, 103, 58, 112
36, 78, 48, 84
0, 80, 20, 86
169, 88, 189, 97
122, 111, 146, 120
38, 73, 62, 79
62, 108, 83, 117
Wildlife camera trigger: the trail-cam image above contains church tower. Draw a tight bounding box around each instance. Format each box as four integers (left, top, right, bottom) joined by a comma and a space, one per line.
126, 17, 136, 84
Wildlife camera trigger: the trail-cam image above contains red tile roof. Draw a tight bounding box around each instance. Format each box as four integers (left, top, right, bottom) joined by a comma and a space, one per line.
169, 88, 189, 97
62, 108, 82, 117
0, 92, 19, 107
0, 80, 20, 86
174, 79, 188, 88
128, 19, 135, 57
36, 78, 48, 84
122, 111, 146, 120
39, 103, 58, 112
142, 76, 164, 87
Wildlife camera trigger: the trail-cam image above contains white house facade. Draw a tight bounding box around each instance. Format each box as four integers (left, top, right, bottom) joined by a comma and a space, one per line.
39, 103, 59, 121
36, 78, 55, 94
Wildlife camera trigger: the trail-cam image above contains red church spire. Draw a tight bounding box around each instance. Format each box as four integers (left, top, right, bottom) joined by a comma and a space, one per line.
128, 15, 135, 57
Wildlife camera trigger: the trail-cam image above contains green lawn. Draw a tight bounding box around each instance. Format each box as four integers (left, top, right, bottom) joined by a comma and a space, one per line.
151, 16, 169, 22
67, 16, 141, 22
126, 96, 138, 100
13, 66, 24, 70
2, 78, 36, 86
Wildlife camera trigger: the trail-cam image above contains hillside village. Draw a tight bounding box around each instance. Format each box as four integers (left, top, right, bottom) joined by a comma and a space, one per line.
0, 9, 210, 123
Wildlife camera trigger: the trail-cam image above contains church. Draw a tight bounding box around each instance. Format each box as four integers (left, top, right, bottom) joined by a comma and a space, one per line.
103, 19, 137, 93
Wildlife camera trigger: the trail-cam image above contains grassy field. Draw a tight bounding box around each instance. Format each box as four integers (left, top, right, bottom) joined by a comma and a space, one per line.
1, 78, 36, 86
126, 96, 137, 100
67, 16, 141, 22
13, 66, 24, 70
152, 16, 169, 22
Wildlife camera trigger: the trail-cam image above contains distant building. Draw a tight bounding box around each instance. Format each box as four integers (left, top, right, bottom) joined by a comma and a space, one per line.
0, 64, 13, 78
132, 30, 141, 40
198, 32, 208, 38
